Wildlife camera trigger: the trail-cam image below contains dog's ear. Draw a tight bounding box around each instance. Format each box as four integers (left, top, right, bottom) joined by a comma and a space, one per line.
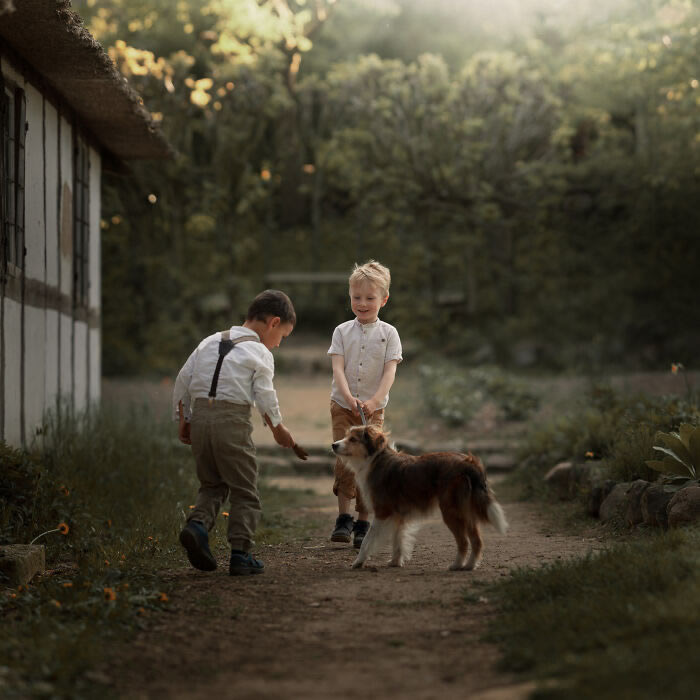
363, 425, 388, 455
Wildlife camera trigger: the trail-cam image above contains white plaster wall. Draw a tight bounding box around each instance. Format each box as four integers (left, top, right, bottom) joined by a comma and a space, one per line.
59, 114, 73, 299
24, 305, 46, 443
3, 297, 22, 445
73, 320, 88, 413
60, 314, 72, 404
44, 102, 60, 407
44, 308, 59, 407
89, 327, 100, 404
24, 82, 44, 281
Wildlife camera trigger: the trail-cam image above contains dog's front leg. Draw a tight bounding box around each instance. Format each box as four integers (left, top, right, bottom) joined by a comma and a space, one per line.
389, 521, 405, 567
352, 519, 385, 569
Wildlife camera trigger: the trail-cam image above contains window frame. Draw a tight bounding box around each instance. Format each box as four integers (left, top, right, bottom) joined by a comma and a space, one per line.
72, 130, 90, 309
1, 76, 26, 278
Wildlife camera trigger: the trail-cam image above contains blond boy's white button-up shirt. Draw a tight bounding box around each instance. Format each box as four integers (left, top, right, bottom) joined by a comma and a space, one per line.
173, 326, 283, 426
328, 318, 402, 410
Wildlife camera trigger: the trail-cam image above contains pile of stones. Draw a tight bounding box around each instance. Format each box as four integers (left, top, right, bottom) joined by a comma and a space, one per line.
544, 460, 700, 529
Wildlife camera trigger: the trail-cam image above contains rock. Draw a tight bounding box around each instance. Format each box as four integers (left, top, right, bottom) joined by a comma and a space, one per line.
641, 484, 680, 528
394, 439, 423, 455
0, 544, 45, 585
258, 455, 295, 476
544, 461, 575, 499
667, 486, 700, 528
544, 461, 604, 500
484, 454, 518, 471
587, 479, 616, 517
292, 455, 334, 476
624, 480, 652, 527
599, 482, 632, 523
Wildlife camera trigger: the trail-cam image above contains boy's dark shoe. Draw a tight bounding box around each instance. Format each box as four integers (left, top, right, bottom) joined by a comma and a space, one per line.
330, 514, 354, 543
353, 519, 371, 549
179, 520, 217, 571
229, 550, 265, 576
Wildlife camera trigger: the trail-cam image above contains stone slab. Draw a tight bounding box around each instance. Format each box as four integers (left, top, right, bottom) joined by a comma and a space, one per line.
0, 544, 46, 586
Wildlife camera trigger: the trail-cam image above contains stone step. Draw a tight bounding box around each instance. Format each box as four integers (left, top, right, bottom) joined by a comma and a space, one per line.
483, 453, 519, 471
259, 454, 335, 477
258, 445, 519, 475
257, 444, 331, 458
0, 544, 45, 586
421, 439, 523, 455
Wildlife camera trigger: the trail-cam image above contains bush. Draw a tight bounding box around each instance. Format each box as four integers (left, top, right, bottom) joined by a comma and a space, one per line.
515, 383, 700, 495
420, 363, 540, 426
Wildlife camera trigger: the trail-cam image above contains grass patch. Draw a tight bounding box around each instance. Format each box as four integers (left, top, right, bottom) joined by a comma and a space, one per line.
486, 527, 700, 698
0, 401, 318, 698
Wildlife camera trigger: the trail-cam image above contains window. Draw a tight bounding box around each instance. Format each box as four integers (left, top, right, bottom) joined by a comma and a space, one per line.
1, 77, 25, 274
73, 133, 89, 307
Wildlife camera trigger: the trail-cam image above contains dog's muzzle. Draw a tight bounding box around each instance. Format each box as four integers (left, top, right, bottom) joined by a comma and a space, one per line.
331, 441, 341, 453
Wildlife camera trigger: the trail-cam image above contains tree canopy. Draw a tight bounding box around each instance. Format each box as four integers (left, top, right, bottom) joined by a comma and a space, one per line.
72, 0, 700, 373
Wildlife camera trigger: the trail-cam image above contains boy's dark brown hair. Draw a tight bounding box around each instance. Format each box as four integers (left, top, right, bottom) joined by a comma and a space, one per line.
246, 289, 296, 326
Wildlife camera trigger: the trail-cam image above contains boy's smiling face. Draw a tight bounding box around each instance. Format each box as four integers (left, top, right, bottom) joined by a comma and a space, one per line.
350, 281, 388, 324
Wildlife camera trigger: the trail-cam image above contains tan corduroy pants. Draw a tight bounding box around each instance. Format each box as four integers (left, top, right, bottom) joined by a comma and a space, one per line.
331, 400, 384, 513
188, 398, 261, 552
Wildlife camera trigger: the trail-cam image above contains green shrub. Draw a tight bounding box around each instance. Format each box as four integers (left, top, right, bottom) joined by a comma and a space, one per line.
515, 383, 700, 493
0, 442, 44, 545
420, 363, 540, 425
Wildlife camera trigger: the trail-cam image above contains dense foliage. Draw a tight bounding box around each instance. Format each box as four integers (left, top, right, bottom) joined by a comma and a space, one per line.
72, 0, 700, 374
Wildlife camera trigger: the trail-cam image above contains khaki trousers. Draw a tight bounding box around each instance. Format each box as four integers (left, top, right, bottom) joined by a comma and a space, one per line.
188, 398, 261, 552
331, 400, 384, 513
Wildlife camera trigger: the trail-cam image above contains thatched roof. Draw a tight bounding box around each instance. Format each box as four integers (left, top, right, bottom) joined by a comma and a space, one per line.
0, 0, 172, 161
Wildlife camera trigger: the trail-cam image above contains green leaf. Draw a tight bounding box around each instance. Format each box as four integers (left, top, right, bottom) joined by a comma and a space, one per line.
651, 445, 691, 468
655, 432, 694, 468
645, 459, 693, 478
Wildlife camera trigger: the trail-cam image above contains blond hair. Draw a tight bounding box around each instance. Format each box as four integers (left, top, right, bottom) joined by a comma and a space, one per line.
349, 260, 391, 297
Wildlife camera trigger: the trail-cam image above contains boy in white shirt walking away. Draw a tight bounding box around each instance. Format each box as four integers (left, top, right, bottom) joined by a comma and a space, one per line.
328, 261, 402, 548
173, 290, 299, 575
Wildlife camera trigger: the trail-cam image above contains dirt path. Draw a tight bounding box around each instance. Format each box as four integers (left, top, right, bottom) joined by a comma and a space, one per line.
109, 475, 602, 700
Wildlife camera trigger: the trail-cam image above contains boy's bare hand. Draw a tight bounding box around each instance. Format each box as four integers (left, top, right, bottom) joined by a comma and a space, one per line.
292, 444, 309, 461
346, 396, 361, 416
271, 421, 295, 449
361, 398, 379, 417
178, 421, 192, 445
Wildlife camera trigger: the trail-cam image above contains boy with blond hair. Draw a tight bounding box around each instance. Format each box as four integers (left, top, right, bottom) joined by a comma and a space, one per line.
328, 260, 402, 547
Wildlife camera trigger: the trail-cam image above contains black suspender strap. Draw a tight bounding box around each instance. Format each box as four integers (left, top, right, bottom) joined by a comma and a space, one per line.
208, 331, 259, 400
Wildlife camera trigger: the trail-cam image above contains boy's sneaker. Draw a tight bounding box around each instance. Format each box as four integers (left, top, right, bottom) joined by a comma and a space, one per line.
353, 520, 371, 549
179, 520, 217, 571
330, 514, 354, 543
229, 550, 265, 576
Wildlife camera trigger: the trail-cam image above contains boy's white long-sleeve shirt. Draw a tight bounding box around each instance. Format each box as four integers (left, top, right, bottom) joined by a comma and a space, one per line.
172, 326, 283, 426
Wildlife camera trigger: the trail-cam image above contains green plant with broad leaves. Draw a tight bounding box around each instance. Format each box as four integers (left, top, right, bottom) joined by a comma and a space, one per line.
646, 423, 700, 479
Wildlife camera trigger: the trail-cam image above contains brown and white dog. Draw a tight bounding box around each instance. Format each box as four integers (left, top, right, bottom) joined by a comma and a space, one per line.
332, 425, 508, 571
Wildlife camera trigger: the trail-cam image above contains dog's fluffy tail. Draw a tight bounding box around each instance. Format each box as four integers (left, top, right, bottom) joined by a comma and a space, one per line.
487, 500, 508, 534
464, 455, 508, 534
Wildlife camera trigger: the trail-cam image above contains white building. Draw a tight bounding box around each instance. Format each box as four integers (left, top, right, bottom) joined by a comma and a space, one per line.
0, 1, 170, 446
